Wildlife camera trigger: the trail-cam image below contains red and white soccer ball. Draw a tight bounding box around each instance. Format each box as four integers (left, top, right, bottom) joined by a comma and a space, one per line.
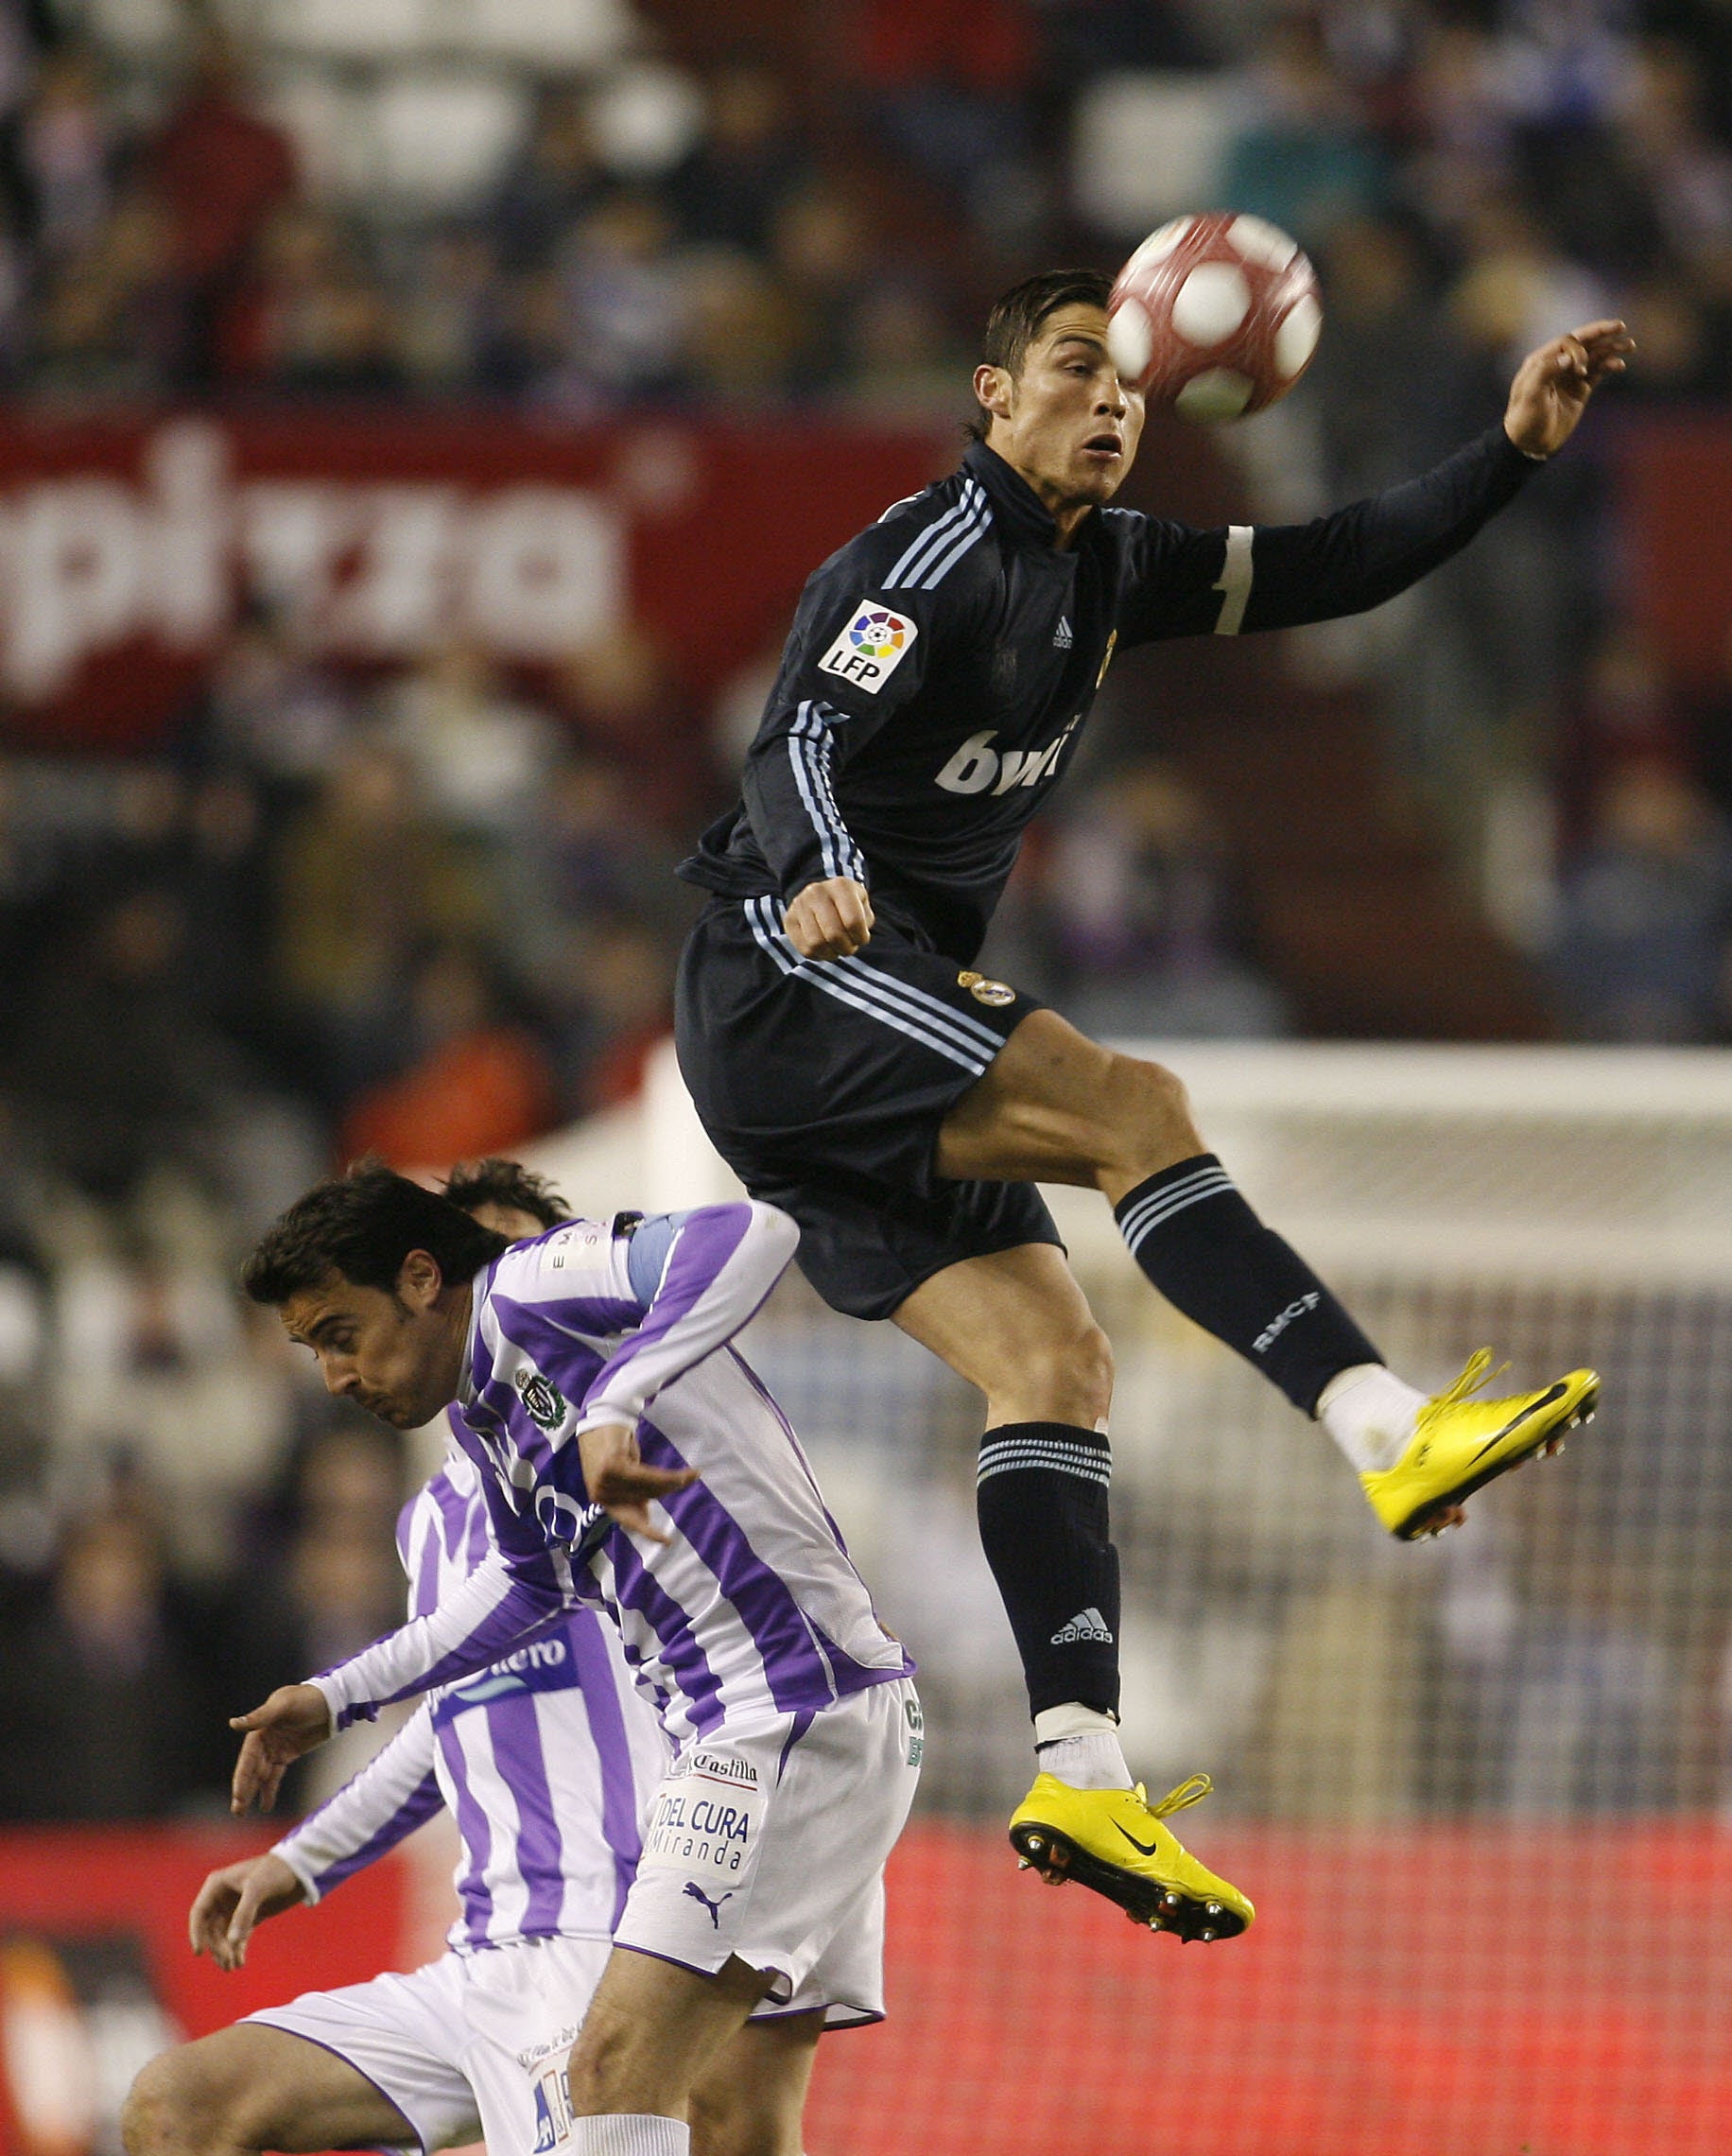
1107, 213, 1323, 424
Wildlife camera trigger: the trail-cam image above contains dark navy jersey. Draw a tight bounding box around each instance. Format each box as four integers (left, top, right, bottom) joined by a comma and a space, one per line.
681, 427, 1537, 965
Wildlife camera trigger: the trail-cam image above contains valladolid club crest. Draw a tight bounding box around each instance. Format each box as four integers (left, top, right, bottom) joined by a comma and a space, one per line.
516, 1368, 567, 1430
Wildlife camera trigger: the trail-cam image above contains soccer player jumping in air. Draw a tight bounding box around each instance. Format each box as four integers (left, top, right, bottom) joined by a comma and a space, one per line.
675, 268, 1625, 1926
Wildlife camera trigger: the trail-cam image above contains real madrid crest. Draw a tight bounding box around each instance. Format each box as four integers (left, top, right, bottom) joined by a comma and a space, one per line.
957, 969, 1016, 1008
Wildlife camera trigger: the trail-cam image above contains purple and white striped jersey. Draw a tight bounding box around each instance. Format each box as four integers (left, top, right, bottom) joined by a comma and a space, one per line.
274, 1439, 667, 1954
310, 1201, 913, 1751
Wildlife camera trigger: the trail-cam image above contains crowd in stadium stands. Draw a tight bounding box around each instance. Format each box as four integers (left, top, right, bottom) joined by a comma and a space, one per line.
1, 0, 1731, 1822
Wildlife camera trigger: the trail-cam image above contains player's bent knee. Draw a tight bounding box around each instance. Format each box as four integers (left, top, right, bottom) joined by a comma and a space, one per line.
1014, 1315, 1115, 1427
1101, 1053, 1202, 1172
568, 2012, 656, 2117
121, 2051, 217, 2156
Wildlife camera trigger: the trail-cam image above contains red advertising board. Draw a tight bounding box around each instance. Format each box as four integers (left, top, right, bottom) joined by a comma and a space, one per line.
0, 1825, 408, 2156
0, 411, 954, 749
7, 1819, 1731, 2156
1611, 411, 1732, 691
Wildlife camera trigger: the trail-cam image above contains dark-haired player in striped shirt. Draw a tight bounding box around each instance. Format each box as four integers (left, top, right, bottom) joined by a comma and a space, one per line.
675, 267, 1621, 1927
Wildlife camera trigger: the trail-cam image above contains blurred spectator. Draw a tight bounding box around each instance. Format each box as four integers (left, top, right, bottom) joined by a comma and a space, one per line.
220, 1417, 411, 1813
193, 609, 359, 790
338, 941, 559, 1169
274, 738, 488, 1104
488, 83, 610, 274
140, 27, 296, 391
849, 0, 1041, 222
669, 58, 810, 253
554, 624, 711, 827
836, 279, 965, 419
1216, 9, 1390, 249
397, 225, 509, 400
8, 883, 301, 1212
31, 183, 175, 403
503, 746, 686, 977
549, 189, 687, 407
381, 640, 558, 838
1549, 762, 1732, 1041
247, 207, 399, 399
684, 245, 806, 405
560, 914, 679, 1113
0, 1502, 212, 1820
18, 45, 112, 266
1308, 214, 1472, 494
1033, 760, 1289, 1038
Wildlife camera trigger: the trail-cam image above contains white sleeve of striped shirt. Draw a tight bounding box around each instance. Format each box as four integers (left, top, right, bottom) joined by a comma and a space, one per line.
571, 1200, 798, 1436
309, 1524, 575, 1732
272, 1702, 442, 1904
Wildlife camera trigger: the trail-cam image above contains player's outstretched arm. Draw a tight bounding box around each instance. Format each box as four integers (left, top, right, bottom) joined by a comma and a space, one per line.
189, 1852, 305, 1972
234, 1530, 575, 1801
1502, 320, 1634, 460
1119, 319, 1635, 643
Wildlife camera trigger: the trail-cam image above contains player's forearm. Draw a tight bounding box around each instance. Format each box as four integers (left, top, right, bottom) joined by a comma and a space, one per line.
1240, 425, 1537, 630
272, 1707, 442, 1903
742, 706, 869, 899
309, 1546, 570, 1730
578, 1201, 798, 1432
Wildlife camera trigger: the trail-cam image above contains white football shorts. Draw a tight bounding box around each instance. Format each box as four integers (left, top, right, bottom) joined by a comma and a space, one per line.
246, 1930, 609, 2152
615, 1675, 922, 2026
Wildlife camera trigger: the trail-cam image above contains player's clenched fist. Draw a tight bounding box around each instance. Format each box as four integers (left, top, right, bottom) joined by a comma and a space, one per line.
785, 876, 875, 959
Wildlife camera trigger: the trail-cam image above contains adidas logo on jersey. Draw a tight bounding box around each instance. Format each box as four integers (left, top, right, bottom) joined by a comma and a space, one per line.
1054, 616, 1074, 649
1050, 1605, 1114, 1645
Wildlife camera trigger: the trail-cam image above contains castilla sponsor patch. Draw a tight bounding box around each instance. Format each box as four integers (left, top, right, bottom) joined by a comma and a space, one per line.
640, 1747, 766, 1886
958, 969, 1016, 1007
817, 601, 918, 693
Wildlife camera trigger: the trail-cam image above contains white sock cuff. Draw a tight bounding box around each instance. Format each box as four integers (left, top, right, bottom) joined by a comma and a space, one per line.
1033, 1702, 1119, 1743
571, 2116, 690, 2156
1314, 1362, 1387, 1419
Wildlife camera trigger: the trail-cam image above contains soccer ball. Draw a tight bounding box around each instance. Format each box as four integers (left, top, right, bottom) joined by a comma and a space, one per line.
1106, 213, 1323, 425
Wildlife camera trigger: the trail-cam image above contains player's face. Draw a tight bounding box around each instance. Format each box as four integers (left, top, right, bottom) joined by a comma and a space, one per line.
280, 1256, 469, 1429
979, 304, 1145, 522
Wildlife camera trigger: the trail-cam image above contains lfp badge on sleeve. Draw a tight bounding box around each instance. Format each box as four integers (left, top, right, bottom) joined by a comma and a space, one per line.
817, 602, 919, 694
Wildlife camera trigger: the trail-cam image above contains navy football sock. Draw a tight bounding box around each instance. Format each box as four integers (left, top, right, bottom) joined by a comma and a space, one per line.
1115, 1155, 1382, 1416
977, 1422, 1119, 1719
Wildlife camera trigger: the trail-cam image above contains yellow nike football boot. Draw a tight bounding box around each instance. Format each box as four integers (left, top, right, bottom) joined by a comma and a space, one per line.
1009, 1772, 1254, 1940
1360, 1350, 1600, 1541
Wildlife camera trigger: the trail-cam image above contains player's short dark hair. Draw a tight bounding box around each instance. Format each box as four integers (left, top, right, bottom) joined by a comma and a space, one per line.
440, 1156, 569, 1232
243, 1159, 509, 1306
966, 267, 1115, 442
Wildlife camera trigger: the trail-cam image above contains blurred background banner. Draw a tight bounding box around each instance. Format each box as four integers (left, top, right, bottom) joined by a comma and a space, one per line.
1, 0, 1730, 2151
0, 412, 950, 745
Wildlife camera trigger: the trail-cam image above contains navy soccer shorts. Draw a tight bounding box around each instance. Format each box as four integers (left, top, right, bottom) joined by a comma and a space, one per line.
675, 895, 1062, 1321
